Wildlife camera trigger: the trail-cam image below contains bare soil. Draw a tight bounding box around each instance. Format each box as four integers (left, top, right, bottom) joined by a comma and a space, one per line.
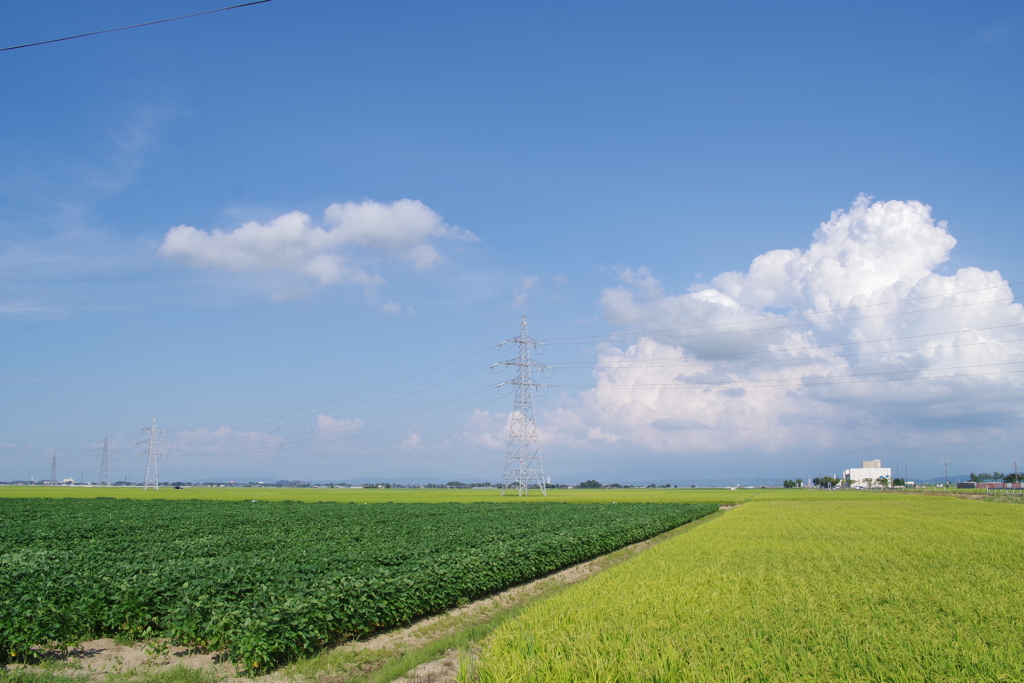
6, 639, 240, 680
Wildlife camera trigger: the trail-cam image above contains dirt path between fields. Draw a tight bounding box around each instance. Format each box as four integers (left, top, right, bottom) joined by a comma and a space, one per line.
6, 505, 731, 683
386, 504, 732, 683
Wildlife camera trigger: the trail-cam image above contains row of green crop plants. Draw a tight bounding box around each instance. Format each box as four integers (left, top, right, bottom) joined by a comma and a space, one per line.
470, 496, 1024, 682
0, 499, 717, 671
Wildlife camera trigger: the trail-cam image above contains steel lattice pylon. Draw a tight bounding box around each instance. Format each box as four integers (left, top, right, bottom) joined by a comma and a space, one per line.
97, 434, 111, 487
138, 418, 165, 490
494, 316, 549, 496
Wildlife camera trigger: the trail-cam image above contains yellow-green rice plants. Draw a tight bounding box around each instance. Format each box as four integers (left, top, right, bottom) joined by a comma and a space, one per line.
471, 497, 1024, 682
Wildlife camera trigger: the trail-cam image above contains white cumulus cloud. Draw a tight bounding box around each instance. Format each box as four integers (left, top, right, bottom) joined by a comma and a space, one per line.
400, 432, 424, 451
159, 199, 476, 297
316, 414, 365, 439
550, 196, 1024, 457
512, 275, 539, 309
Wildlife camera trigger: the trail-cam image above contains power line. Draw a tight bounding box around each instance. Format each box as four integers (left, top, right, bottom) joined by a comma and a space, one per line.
154, 323, 1024, 456
162, 343, 508, 432
167, 382, 500, 452
163, 359, 511, 443
172, 392, 508, 457
158, 320, 512, 422
0, 0, 275, 52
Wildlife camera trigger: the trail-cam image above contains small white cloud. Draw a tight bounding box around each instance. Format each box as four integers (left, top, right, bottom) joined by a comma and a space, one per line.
553, 274, 568, 285
972, 24, 1012, 46
587, 426, 621, 442
512, 275, 539, 309
322, 199, 477, 269
159, 199, 474, 299
459, 409, 508, 450
316, 414, 364, 438
380, 301, 402, 314
400, 432, 424, 451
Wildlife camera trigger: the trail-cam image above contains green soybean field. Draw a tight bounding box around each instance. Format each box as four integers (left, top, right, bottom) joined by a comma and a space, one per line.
0, 498, 717, 671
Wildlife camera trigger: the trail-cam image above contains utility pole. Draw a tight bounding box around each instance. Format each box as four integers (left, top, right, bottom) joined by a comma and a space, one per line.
1014, 460, 1018, 485
943, 460, 949, 487
137, 418, 165, 490
97, 434, 111, 487
906, 463, 909, 486
493, 316, 549, 497
48, 452, 57, 485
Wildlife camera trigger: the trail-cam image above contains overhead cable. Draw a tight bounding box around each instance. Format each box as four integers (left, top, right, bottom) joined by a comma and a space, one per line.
0, 0, 275, 52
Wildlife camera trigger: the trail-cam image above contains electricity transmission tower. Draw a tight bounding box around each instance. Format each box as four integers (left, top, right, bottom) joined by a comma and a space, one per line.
97, 434, 111, 487
493, 316, 549, 496
138, 418, 166, 490
48, 452, 57, 485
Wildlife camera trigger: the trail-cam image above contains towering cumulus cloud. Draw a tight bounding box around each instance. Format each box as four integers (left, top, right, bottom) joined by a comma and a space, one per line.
159, 199, 477, 297
560, 197, 1024, 455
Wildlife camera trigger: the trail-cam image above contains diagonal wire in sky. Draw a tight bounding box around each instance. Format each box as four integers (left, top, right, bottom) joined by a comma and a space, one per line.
0, 0, 275, 52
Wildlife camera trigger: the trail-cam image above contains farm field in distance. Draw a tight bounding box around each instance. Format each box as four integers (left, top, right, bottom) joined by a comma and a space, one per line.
0, 485, 758, 504
0, 498, 717, 671
472, 495, 1024, 682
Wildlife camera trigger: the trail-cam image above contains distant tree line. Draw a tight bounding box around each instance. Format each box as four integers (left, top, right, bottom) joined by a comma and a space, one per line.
970, 472, 1022, 483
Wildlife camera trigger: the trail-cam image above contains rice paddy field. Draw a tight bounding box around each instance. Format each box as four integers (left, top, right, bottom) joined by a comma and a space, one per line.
470, 495, 1024, 683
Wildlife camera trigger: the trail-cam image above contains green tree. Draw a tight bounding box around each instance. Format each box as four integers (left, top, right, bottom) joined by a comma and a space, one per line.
783, 480, 797, 488
578, 480, 602, 489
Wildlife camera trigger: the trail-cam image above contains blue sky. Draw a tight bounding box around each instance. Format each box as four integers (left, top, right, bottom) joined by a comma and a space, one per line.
2, 0, 1023, 485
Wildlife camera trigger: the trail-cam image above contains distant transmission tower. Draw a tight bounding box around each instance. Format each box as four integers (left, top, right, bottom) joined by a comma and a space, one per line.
137, 418, 166, 490
97, 434, 111, 487
48, 452, 58, 485
493, 316, 549, 496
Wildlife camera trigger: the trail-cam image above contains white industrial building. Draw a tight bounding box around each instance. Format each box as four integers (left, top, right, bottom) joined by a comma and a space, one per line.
843, 460, 892, 489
